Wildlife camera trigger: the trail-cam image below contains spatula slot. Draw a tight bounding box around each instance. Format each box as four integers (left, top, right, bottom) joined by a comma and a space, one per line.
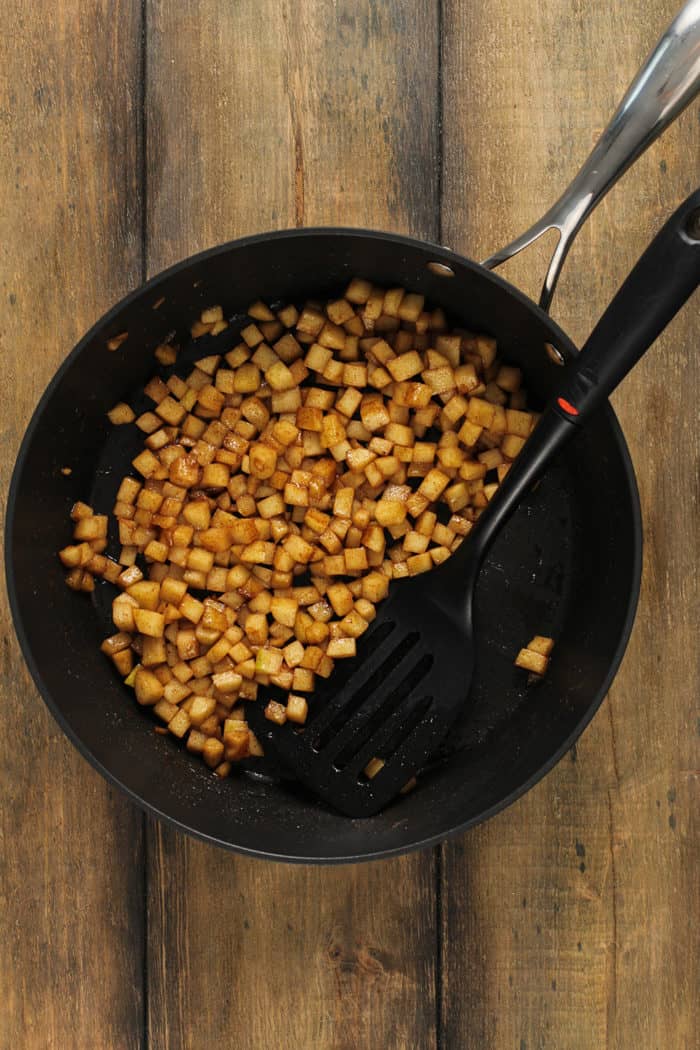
331, 652, 433, 770
357, 695, 434, 783
305, 619, 397, 734
313, 631, 420, 753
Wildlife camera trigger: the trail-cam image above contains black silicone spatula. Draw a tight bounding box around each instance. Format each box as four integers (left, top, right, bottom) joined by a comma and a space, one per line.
246, 191, 700, 817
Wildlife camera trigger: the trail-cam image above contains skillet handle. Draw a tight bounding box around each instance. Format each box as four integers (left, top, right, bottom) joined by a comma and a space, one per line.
481, 0, 700, 312
466, 190, 700, 560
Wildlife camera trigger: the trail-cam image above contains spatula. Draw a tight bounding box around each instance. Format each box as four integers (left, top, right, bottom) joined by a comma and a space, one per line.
246, 191, 700, 817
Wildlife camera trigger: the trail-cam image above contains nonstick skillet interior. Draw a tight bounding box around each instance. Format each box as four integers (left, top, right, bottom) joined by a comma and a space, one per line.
6, 230, 642, 862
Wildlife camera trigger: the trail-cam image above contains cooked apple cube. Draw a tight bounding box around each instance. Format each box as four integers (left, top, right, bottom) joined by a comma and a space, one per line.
514, 648, 548, 675
134, 668, 164, 706
285, 694, 308, 724
527, 635, 555, 657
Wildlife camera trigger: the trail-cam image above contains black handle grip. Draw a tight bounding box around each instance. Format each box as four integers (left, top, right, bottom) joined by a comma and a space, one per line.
555, 189, 700, 422
463, 189, 700, 563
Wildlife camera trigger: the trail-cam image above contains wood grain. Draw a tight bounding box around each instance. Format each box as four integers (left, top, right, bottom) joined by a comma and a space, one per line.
148, 829, 437, 1050
440, 1, 699, 1047
0, 3, 145, 1049
144, 3, 440, 1049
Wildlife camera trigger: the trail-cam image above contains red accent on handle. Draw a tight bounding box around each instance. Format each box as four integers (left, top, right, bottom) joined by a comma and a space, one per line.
557, 397, 579, 417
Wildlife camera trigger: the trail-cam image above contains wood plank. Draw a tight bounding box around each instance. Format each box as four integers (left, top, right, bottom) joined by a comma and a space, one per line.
144, 3, 440, 1049
439, 1, 699, 1047
149, 830, 437, 1050
0, 4, 146, 1049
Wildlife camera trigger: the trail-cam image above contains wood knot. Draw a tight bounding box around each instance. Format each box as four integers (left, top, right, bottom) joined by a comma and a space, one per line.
325, 939, 393, 979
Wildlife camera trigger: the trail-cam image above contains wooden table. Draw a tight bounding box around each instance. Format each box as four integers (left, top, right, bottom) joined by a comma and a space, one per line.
1, 2, 697, 1048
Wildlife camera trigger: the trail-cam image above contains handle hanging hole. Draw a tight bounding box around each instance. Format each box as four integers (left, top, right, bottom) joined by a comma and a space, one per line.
427, 261, 455, 278
545, 342, 565, 366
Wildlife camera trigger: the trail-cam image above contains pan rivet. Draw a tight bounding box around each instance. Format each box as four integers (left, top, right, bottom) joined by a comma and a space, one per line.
545, 342, 565, 366
427, 261, 455, 278
684, 207, 700, 242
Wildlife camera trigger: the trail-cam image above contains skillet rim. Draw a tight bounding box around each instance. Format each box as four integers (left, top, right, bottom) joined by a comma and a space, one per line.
4, 226, 643, 863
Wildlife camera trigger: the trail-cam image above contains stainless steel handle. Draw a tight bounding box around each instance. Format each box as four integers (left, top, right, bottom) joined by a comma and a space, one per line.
482, 0, 700, 312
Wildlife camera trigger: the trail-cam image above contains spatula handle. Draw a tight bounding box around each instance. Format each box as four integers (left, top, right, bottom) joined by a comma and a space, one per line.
470, 189, 700, 558
555, 189, 700, 421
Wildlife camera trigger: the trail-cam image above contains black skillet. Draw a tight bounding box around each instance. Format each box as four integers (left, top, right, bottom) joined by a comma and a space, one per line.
5, 5, 700, 861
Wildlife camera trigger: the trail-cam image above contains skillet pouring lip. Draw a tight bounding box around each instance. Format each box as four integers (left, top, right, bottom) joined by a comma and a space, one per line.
4, 227, 643, 863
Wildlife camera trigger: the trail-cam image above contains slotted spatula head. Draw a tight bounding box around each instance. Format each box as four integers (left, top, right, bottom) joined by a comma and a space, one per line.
245, 555, 477, 817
